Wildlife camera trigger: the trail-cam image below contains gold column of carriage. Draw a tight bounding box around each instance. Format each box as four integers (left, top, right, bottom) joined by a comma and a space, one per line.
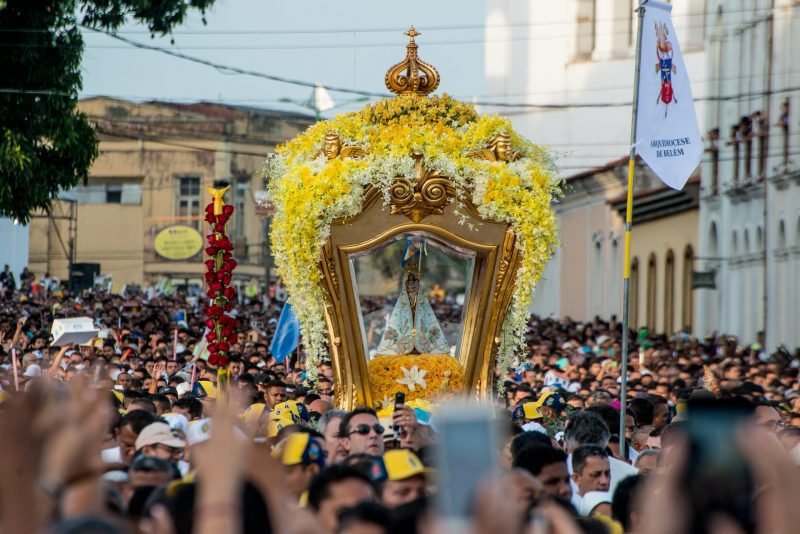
265, 27, 559, 410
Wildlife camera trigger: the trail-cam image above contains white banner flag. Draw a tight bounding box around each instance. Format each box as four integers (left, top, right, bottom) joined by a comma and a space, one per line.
635, 1, 702, 190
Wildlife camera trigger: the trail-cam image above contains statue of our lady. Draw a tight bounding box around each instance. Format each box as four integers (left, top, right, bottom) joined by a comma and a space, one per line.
376, 263, 450, 355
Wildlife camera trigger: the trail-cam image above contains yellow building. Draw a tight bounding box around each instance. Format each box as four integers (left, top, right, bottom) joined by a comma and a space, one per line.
608, 176, 699, 335
532, 157, 699, 336
28, 97, 313, 289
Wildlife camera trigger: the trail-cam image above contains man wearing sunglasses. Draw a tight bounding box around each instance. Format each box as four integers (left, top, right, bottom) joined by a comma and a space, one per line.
339, 407, 385, 456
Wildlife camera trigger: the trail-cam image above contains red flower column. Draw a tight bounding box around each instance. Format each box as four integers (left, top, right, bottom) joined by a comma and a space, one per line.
204, 185, 238, 397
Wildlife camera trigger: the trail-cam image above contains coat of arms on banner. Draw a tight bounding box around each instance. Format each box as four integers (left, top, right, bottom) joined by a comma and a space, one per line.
655, 21, 677, 115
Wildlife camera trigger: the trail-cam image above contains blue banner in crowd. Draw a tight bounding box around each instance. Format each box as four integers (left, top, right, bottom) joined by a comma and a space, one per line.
270, 302, 300, 363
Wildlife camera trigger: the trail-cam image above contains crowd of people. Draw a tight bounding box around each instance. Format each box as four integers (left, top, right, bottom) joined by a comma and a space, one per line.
1, 268, 800, 533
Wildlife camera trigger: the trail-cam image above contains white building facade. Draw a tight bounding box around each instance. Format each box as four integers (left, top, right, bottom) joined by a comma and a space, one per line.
483, 1, 708, 325
696, 0, 800, 351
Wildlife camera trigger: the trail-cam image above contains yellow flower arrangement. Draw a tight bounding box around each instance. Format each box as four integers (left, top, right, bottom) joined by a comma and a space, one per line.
367, 354, 465, 408
265, 93, 560, 385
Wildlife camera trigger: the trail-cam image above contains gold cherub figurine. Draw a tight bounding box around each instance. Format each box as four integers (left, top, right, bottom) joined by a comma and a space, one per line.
466, 132, 521, 163
316, 131, 367, 161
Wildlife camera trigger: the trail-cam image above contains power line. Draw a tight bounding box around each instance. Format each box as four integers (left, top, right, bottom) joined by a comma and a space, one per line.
80, 25, 390, 98
4, 59, 799, 104
75, 26, 800, 111
93, 129, 276, 157
9, 17, 757, 50
0, 8, 775, 35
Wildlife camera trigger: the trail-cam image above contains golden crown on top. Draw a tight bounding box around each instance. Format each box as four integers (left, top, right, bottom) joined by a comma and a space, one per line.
385, 26, 441, 96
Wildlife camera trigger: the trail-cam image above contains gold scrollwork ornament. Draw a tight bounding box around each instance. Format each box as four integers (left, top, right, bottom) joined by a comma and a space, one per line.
389, 153, 455, 223
495, 229, 517, 297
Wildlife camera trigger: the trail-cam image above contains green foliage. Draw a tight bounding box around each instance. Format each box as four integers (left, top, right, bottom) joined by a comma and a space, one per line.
0, 0, 215, 223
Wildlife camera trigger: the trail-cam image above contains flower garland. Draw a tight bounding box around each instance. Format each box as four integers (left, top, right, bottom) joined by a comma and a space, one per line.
265, 94, 561, 391
203, 186, 238, 369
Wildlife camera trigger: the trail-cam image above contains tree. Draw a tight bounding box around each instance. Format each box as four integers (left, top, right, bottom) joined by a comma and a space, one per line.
0, 0, 215, 223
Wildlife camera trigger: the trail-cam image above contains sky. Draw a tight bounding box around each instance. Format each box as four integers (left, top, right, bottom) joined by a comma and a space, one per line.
79, 0, 488, 117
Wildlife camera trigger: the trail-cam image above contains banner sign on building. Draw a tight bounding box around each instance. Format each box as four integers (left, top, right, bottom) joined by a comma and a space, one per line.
154, 225, 203, 260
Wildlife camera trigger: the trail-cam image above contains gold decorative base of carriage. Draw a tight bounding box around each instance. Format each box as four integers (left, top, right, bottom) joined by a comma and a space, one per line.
367, 354, 465, 408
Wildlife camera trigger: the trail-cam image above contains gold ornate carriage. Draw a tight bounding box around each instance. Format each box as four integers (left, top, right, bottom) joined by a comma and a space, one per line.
266, 27, 558, 409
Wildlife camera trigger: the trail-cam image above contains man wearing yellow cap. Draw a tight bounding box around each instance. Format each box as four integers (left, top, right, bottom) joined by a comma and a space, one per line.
374, 449, 427, 508
266, 400, 310, 443
513, 391, 569, 437
273, 431, 326, 502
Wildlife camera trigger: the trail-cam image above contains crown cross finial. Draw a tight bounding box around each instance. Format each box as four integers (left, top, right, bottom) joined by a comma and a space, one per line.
385, 25, 440, 96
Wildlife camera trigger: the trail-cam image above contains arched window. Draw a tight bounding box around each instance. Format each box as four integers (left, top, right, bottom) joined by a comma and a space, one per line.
646, 253, 657, 331
756, 226, 763, 251
628, 0, 637, 46
630, 257, 639, 330
744, 229, 751, 254
732, 230, 739, 255
682, 245, 694, 331
576, 0, 597, 58
778, 220, 786, 249
664, 250, 675, 334
709, 222, 718, 256
796, 216, 800, 245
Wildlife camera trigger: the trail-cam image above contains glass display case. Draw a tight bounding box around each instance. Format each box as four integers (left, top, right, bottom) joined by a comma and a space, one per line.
349, 233, 473, 360
319, 173, 521, 409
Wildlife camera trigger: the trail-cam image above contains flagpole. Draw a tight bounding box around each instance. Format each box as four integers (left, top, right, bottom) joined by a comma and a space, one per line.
620, 1, 647, 461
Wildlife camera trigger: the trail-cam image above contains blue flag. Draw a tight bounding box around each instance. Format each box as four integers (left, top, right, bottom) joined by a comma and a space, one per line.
270, 302, 300, 363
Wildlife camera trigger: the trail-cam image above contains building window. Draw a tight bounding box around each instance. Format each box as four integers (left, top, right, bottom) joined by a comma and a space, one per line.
106, 183, 122, 204
796, 216, 800, 246
706, 128, 720, 195
627, 0, 636, 47
741, 116, 753, 183
646, 253, 657, 331
630, 257, 639, 330
73, 181, 142, 205
756, 226, 763, 252
576, 0, 597, 58
176, 175, 202, 227
779, 99, 790, 169
709, 222, 718, 256
752, 111, 768, 180
682, 245, 693, 331
233, 183, 247, 240
664, 249, 675, 334
744, 229, 751, 254
727, 124, 741, 188
778, 220, 786, 249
